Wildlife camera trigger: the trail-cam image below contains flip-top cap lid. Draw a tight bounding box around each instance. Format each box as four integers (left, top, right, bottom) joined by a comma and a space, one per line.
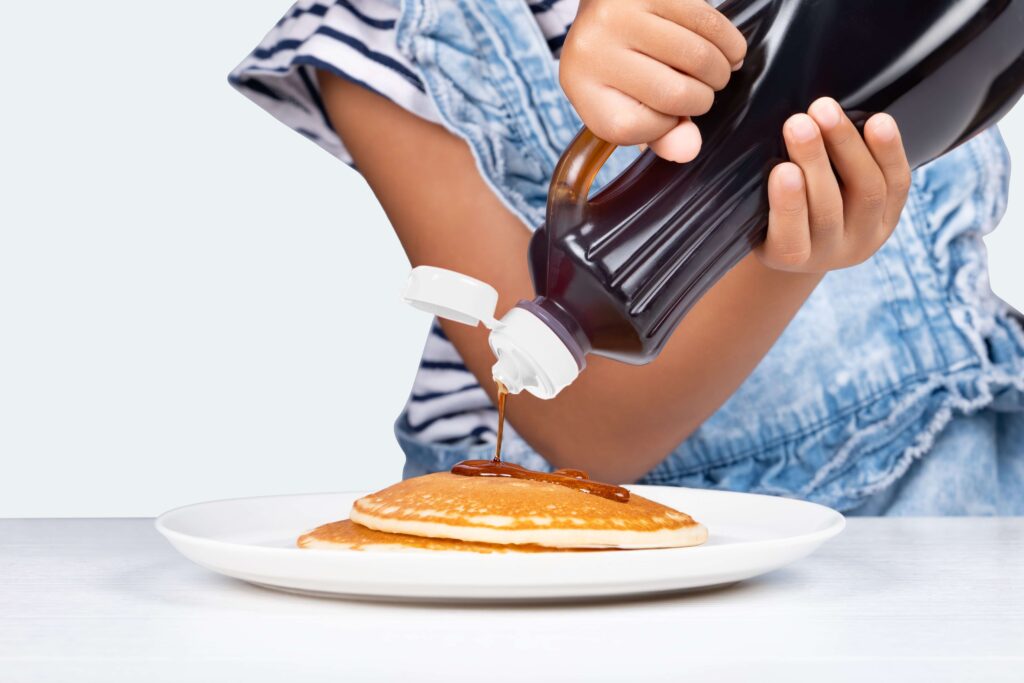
402, 266, 581, 399
402, 266, 501, 328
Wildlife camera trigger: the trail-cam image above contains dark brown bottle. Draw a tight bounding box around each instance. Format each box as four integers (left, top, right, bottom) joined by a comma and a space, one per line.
526, 0, 1024, 366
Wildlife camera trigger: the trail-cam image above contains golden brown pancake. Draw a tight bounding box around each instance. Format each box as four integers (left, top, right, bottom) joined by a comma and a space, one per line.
348, 472, 707, 549
297, 520, 590, 553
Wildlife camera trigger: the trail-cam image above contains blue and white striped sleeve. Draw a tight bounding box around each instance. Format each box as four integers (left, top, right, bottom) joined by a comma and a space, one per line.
229, 0, 440, 164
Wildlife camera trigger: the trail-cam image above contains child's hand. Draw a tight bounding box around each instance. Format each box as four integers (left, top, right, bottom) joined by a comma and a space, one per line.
561, 0, 747, 162
757, 98, 912, 273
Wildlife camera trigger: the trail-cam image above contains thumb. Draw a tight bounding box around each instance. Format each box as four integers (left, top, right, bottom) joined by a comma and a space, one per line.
648, 118, 702, 163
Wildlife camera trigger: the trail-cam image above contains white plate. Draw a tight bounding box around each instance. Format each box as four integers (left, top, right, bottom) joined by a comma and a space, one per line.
156, 486, 844, 601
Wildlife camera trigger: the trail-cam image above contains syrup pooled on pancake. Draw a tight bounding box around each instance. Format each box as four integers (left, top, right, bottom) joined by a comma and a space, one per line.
454, 381, 631, 503
451, 460, 630, 502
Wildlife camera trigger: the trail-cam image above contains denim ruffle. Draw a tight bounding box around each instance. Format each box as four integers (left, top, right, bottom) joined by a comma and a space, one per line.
395, 0, 635, 228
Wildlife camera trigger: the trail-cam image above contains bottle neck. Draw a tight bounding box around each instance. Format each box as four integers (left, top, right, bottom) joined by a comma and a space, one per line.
514, 298, 588, 371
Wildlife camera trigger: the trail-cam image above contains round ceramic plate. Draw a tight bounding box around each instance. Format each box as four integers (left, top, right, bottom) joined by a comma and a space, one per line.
156, 486, 844, 601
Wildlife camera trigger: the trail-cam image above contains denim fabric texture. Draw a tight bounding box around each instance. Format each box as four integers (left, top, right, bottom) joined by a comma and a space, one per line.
393, 0, 1024, 515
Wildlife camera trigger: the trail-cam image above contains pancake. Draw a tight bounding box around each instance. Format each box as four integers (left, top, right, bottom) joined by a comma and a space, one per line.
349, 472, 707, 549
297, 520, 589, 553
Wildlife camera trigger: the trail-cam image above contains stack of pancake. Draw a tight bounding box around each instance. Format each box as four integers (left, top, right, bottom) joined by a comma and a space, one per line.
298, 472, 707, 552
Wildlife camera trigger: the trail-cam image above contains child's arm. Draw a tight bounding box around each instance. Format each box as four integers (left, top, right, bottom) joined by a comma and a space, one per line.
323, 75, 908, 483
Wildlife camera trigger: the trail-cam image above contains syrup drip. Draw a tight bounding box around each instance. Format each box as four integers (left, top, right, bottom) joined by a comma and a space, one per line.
493, 381, 508, 462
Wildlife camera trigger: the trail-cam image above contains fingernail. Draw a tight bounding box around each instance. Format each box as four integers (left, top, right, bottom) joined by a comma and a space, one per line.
872, 114, 897, 142
787, 115, 817, 143
780, 165, 803, 191
732, 59, 744, 72
810, 98, 842, 129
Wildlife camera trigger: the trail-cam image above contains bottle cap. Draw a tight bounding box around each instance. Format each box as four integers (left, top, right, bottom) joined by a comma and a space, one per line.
489, 306, 580, 399
402, 266, 580, 399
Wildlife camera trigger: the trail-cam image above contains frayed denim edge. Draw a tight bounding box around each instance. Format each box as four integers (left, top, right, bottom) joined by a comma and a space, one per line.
395, 0, 552, 229
803, 367, 1024, 505
804, 130, 1021, 505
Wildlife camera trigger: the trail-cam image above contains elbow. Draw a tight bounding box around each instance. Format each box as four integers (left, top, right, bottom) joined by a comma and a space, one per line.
504, 380, 708, 485
523, 420, 689, 485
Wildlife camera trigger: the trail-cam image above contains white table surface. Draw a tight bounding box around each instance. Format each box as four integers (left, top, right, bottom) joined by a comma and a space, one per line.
1, 517, 1022, 682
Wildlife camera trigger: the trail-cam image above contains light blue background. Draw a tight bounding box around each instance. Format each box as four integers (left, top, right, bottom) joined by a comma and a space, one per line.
1, 0, 1021, 516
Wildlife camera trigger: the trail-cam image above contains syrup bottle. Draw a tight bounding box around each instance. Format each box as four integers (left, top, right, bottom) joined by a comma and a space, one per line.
404, 0, 1024, 399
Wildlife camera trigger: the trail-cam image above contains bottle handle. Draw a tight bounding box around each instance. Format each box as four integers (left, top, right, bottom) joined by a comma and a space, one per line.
546, 127, 617, 235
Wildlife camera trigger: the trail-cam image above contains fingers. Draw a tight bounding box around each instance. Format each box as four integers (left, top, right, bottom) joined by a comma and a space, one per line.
808, 98, 887, 243
760, 163, 811, 270
560, 0, 746, 157
760, 101, 912, 275
569, 83, 678, 146
609, 50, 715, 119
864, 113, 912, 231
628, 12, 732, 90
564, 44, 715, 148
653, 0, 748, 68
782, 113, 844, 254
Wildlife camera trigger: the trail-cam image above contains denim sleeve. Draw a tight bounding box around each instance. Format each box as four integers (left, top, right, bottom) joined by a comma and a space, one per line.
396, 0, 637, 228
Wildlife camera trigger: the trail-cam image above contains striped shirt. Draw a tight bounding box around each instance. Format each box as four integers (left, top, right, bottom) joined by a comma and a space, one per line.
230, 0, 579, 446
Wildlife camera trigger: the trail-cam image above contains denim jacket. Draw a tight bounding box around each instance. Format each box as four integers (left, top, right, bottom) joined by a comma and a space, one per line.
390, 0, 1024, 514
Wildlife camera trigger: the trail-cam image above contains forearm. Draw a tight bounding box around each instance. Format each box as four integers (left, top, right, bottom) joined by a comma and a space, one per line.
529, 256, 821, 482
323, 74, 820, 482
